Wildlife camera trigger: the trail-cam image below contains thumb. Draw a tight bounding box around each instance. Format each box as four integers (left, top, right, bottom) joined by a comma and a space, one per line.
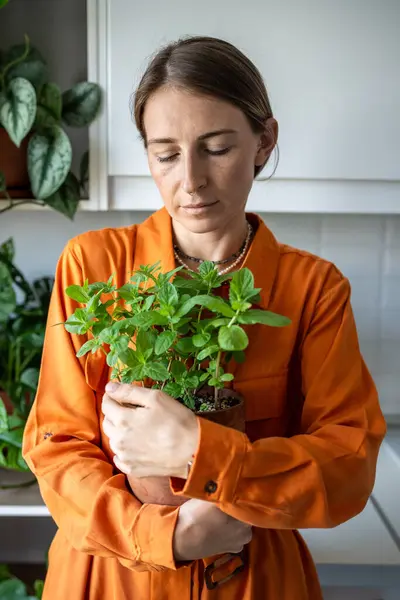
104, 382, 151, 407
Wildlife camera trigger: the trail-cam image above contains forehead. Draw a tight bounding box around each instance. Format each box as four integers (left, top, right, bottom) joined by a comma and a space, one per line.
142, 86, 249, 138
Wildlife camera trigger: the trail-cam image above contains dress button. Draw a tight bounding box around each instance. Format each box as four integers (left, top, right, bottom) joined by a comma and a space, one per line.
205, 480, 218, 494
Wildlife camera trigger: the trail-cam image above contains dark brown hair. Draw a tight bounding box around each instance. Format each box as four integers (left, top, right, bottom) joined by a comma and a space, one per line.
132, 36, 278, 178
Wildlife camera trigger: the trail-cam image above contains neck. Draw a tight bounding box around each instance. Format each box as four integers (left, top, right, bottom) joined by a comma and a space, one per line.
172, 215, 249, 263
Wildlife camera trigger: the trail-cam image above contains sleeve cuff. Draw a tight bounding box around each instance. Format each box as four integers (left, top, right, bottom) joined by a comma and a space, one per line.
133, 503, 184, 571
170, 416, 249, 504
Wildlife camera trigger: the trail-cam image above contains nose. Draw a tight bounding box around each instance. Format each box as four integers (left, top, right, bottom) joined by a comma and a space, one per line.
181, 152, 207, 196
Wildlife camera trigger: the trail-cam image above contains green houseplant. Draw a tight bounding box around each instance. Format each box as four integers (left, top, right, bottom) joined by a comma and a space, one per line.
63, 261, 291, 504
0, 238, 53, 478
0, 564, 43, 600
0, 34, 101, 219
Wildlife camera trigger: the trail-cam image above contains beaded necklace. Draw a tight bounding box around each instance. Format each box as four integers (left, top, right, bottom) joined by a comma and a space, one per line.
173, 222, 253, 276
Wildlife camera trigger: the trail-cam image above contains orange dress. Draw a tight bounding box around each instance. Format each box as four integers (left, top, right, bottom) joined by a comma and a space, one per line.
23, 208, 386, 599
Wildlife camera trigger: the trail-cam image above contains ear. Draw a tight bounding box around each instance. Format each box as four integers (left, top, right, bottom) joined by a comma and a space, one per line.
254, 117, 279, 167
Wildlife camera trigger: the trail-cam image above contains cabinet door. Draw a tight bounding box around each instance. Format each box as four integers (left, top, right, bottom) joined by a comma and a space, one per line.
89, 0, 400, 211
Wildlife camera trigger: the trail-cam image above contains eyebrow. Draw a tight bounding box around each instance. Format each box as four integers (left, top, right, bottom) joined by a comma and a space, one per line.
147, 129, 238, 146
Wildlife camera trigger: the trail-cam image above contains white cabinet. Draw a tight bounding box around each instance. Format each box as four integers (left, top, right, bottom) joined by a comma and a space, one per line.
88, 0, 400, 213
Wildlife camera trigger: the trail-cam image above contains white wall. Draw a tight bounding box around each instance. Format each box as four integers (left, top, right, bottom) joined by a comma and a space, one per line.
1, 209, 399, 416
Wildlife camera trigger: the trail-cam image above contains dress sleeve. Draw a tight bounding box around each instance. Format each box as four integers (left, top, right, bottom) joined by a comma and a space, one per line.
171, 268, 387, 529
23, 242, 181, 571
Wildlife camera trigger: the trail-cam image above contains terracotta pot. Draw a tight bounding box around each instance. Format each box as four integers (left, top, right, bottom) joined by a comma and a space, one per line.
0, 128, 32, 198
127, 389, 245, 506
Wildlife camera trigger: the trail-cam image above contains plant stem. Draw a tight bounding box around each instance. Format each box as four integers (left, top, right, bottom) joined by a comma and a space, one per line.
0, 199, 45, 214
0, 34, 31, 90
214, 351, 222, 410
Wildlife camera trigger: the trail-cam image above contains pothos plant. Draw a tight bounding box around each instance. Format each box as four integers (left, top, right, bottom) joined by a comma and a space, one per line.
0, 238, 53, 475
0, 34, 102, 218
0, 563, 43, 600
63, 262, 291, 411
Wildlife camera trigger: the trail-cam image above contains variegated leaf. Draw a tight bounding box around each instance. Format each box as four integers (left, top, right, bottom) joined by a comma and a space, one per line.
62, 82, 102, 127
27, 125, 72, 199
0, 77, 36, 146
35, 82, 62, 128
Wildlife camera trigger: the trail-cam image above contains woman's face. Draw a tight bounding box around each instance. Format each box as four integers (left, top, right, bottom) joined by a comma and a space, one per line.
143, 86, 277, 234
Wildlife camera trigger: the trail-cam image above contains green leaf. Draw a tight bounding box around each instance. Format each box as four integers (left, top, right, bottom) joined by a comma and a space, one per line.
192, 333, 211, 348
218, 325, 249, 351
4, 42, 48, 88
198, 261, 218, 278
80, 150, 89, 187
142, 294, 155, 311
0, 238, 14, 262
0, 577, 27, 597
0, 262, 16, 322
170, 360, 187, 380
230, 300, 252, 312
28, 125, 72, 200
0, 77, 36, 146
65, 285, 89, 303
0, 426, 24, 448
237, 309, 291, 327
35, 82, 62, 128
106, 349, 119, 367
0, 564, 12, 582
230, 268, 255, 302
220, 373, 234, 382
118, 348, 139, 367
155, 331, 176, 355
144, 362, 170, 382
0, 397, 7, 433
20, 367, 39, 390
131, 311, 168, 329
34, 579, 44, 599
8, 413, 25, 429
128, 364, 145, 381
196, 344, 220, 361
175, 337, 195, 355
76, 338, 98, 357
158, 282, 179, 307
163, 382, 182, 399
0, 170, 5, 191
200, 296, 235, 317
43, 171, 80, 218
185, 375, 200, 388
175, 295, 234, 319
0, 0, 9, 8
62, 82, 102, 127
113, 336, 130, 354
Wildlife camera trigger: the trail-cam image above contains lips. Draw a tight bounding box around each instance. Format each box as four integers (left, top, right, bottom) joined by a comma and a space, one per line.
182, 201, 217, 209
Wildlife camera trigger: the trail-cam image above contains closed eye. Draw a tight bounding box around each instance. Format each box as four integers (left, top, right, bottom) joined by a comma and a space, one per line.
156, 147, 232, 163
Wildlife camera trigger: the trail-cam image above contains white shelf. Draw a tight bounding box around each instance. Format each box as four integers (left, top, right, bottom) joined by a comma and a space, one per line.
0, 470, 49, 517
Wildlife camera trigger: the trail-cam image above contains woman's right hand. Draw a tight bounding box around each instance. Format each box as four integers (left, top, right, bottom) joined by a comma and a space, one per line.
172, 498, 252, 561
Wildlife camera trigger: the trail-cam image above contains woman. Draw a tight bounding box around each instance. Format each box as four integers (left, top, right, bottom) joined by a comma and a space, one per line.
23, 36, 386, 599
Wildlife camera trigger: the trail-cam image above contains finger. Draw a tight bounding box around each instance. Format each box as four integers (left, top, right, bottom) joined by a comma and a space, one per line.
101, 393, 126, 422
101, 416, 115, 438
105, 382, 153, 408
113, 454, 131, 475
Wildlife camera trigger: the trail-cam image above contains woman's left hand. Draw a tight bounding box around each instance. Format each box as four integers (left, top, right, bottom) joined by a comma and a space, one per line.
101, 382, 199, 479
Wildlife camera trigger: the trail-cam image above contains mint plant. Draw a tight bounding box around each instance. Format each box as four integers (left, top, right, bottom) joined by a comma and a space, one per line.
63, 262, 290, 411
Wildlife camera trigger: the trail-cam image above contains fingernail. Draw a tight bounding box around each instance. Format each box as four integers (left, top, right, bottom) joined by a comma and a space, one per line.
106, 382, 119, 393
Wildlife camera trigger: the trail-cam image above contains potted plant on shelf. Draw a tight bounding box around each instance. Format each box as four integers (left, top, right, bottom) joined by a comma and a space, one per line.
0, 563, 43, 599
0, 238, 53, 485
63, 261, 291, 504
0, 34, 101, 219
